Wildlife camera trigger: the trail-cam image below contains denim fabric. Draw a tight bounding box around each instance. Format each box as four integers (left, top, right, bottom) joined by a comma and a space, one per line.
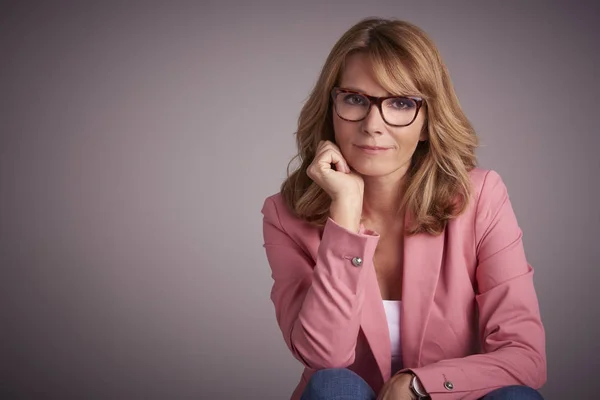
300, 368, 376, 400
300, 368, 544, 400
482, 385, 544, 399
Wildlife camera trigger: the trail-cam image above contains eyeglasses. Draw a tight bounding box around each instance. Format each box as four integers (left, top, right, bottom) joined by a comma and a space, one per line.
330, 87, 424, 127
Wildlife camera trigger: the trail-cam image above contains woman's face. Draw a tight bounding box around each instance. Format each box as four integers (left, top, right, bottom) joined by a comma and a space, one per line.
332, 52, 427, 178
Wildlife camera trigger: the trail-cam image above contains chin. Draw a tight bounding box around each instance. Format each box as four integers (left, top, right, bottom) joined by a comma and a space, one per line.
350, 163, 392, 177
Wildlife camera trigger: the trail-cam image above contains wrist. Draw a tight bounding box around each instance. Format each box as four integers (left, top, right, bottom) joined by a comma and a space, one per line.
329, 198, 362, 232
392, 373, 418, 400
408, 373, 429, 399
331, 194, 362, 209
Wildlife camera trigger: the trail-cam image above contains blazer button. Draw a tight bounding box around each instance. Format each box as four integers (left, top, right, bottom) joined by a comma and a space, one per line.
444, 381, 454, 391
351, 257, 363, 267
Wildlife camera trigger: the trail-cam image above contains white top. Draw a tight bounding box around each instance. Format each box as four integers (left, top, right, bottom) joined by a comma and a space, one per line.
382, 299, 403, 374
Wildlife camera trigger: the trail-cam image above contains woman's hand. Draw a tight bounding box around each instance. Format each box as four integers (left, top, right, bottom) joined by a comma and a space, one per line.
307, 140, 365, 232
306, 140, 364, 203
376, 373, 416, 400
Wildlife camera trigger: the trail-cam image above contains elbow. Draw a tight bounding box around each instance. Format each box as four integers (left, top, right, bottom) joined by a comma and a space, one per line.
526, 365, 546, 390
532, 354, 547, 389
293, 346, 356, 370
319, 352, 356, 369
289, 337, 356, 370
519, 349, 547, 389
289, 322, 358, 370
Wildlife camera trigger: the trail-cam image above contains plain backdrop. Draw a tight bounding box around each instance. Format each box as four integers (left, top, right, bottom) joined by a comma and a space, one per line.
1, 1, 599, 399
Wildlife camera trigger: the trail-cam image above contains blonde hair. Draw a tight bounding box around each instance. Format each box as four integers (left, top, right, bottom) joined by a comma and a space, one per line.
281, 17, 478, 235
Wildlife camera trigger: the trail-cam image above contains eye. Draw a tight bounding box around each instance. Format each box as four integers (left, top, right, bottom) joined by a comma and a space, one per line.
388, 97, 416, 110
343, 94, 368, 106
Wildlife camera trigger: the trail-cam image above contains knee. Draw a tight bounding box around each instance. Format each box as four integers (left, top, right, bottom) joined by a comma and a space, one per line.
301, 368, 370, 400
484, 385, 544, 400
304, 367, 357, 390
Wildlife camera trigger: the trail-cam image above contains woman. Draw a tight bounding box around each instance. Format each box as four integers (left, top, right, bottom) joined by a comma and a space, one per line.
261, 17, 546, 400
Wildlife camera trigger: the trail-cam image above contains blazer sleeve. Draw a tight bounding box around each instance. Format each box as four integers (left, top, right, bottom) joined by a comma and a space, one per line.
261, 196, 380, 369
406, 170, 547, 400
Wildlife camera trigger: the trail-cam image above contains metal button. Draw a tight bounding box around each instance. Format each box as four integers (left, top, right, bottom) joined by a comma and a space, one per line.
351, 257, 363, 267
444, 381, 454, 391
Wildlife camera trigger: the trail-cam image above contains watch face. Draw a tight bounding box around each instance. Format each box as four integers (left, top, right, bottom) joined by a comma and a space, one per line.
409, 376, 418, 394
410, 375, 426, 398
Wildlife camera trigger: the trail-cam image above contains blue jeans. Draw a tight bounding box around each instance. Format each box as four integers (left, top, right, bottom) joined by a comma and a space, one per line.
300, 368, 544, 400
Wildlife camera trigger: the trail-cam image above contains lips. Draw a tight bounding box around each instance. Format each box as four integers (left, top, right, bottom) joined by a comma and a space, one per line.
356, 145, 392, 150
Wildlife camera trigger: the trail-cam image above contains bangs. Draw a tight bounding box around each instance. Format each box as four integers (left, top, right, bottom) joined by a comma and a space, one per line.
366, 40, 425, 99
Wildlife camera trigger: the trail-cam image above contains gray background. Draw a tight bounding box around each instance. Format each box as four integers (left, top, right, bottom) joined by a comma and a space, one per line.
1, 1, 599, 399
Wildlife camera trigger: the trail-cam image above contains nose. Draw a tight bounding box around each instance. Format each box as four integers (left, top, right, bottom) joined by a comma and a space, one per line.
360, 103, 385, 135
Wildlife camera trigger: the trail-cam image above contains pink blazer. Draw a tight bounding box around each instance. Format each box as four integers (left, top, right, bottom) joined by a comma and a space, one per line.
261, 168, 546, 400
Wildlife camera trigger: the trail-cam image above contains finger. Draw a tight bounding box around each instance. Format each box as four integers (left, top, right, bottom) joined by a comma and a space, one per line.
315, 140, 329, 153
315, 146, 347, 172
315, 140, 340, 155
315, 143, 350, 173
317, 147, 350, 173
315, 140, 333, 156
319, 140, 341, 153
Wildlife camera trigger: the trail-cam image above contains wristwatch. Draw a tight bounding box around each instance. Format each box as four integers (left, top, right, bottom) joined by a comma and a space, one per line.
409, 373, 430, 399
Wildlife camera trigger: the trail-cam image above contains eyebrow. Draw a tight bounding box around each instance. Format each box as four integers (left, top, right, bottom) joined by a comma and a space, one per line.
339, 86, 418, 99
340, 85, 393, 97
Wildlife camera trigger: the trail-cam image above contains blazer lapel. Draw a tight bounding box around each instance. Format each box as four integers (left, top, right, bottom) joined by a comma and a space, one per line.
400, 213, 445, 368
356, 222, 391, 383
358, 216, 445, 385
360, 266, 391, 383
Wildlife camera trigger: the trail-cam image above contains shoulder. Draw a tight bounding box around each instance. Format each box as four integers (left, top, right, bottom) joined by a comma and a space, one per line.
467, 167, 509, 210
261, 192, 323, 254
262, 192, 285, 210
444, 168, 516, 254
261, 192, 316, 234
261, 192, 288, 226
448, 167, 512, 231
465, 168, 517, 243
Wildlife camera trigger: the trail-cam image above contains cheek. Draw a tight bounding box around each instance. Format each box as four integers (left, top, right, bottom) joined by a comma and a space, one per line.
391, 126, 421, 147
395, 117, 427, 148
332, 116, 354, 145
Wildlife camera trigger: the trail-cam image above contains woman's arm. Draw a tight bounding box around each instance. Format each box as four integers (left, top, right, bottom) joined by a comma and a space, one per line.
262, 196, 380, 369
400, 170, 547, 400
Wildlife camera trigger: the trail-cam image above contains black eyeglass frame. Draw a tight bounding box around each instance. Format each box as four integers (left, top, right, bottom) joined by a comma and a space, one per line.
330, 87, 425, 127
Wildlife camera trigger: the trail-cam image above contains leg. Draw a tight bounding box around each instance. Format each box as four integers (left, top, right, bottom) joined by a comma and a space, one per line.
482, 385, 544, 400
300, 368, 377, 400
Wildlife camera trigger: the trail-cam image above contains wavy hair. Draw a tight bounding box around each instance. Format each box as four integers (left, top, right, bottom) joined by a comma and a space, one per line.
280, 17, 478, 235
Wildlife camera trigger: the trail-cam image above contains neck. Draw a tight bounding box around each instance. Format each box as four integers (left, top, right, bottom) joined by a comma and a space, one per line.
361, 170, 408, 225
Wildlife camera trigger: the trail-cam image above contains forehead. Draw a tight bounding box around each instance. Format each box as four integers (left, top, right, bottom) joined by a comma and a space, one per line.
339, 51, 420, 97
338, 53, 385, 95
